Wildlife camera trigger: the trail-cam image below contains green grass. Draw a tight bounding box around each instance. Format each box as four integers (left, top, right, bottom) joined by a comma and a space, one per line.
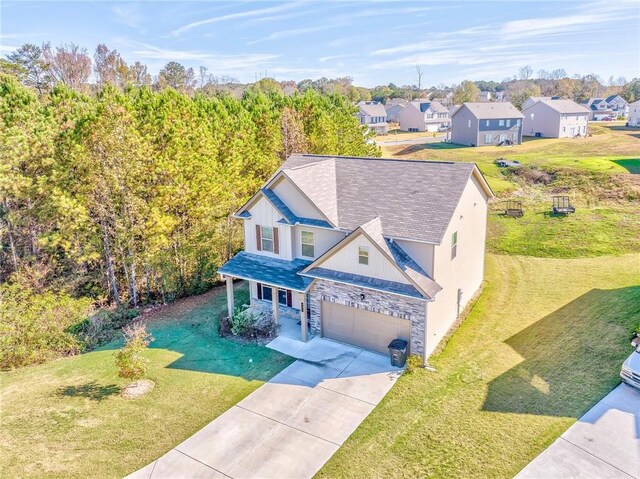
0, 283, 293, 479
488, 203, 640, 257
382, 123, 640, 194
318, 253, 640, 478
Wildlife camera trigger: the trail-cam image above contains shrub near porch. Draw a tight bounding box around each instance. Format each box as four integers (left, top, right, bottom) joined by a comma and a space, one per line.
0, 283, 294, 479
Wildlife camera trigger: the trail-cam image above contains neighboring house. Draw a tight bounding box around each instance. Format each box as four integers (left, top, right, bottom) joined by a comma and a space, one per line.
451, 102, 524, 146
356, 101, 388, 135
605, 94, 630, 118
522, 99, 590, 138
399, 100, 449, 132
219, 154, 494, 362
478, 91, 493, 102
628, 100, 640, 127
432, 91, 454, 107
581, 96, 629, 120
521, 96, 561, 111
384, 98, 409, 123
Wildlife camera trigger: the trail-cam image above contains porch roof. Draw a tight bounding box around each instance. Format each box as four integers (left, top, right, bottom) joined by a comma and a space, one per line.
219, 252, 313, 292
301, 267, 425, 300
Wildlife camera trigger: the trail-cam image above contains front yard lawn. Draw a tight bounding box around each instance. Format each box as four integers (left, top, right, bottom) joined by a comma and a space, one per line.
0, 282, 293, 479
318, 253, 640, 478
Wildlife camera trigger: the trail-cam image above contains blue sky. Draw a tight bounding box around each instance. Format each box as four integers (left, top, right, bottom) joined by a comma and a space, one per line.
1, 0, 639, 87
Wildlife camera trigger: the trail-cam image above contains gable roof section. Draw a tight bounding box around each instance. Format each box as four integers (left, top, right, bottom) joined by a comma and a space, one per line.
235, 171, 335, 228
524, 99, 590, 114
453, 102, 524, 119
301, 217, 442, 300
415, 100, 448, 114
357, 101, 386, 117
279, 154, 492, 244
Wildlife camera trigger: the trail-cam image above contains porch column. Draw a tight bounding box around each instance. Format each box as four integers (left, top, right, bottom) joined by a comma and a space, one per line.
225, 276, 234, 318
271, 286, 279, 325
300, 296, 308, 342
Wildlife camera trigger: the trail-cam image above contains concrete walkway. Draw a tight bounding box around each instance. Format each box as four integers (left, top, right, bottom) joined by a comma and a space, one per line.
127, 337, 401, 479
516, 383, 640, 479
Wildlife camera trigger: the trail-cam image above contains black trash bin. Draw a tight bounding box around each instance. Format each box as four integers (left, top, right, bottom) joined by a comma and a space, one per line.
388, 339, 408, 367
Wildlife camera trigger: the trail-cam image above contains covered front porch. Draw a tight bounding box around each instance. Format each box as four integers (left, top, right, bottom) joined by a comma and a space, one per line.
219, 252, 313, 342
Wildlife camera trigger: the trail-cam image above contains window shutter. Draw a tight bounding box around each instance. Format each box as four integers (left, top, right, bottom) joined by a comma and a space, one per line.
286, 290, 292, 308
273, 227, 279, 254
256, 225, 262, 251
257, 283, 262, 300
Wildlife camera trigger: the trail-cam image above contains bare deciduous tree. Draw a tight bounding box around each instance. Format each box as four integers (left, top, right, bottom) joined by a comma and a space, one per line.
42, 43, 91, 90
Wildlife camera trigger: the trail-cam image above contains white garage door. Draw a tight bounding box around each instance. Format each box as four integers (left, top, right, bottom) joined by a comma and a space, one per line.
321, 301, 411, 354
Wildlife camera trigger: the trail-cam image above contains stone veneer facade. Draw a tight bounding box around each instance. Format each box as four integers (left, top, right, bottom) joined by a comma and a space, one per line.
250, 298, 300, 320
309, 279, 427, 355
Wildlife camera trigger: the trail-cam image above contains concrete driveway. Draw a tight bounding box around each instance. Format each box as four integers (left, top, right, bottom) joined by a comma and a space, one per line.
516, 383, 640, 479
127, 337, 401, 479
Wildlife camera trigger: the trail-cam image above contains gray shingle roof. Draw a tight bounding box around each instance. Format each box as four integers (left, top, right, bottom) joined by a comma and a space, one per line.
357, 101, 387, 117
414, 100, 448, 114
218, 252, 312, 291
455, 102, 524, 119
526, 99, 590, 114
302, 267, 423, 299
279, 155, 479, 244
262, 188, 332, 228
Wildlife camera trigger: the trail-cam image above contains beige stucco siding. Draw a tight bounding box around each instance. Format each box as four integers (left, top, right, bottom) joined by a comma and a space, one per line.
394, 239, 435, 277
425, 174, 489, 355
318, 233, 411, 284
293, 225, 346, 261
243, 196, 293, 260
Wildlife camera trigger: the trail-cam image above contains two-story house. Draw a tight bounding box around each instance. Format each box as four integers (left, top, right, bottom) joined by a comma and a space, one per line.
398, 100, 450, 132
219, 154, 494, 363
384, 98, 409, 123
522, 99, 590, 138
356, 101, 388, 135
581, 96, 629, 120
450, 102, 524, 147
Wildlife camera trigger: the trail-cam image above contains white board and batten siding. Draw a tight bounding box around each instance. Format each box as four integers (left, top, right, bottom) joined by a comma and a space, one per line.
394, 239, 435, 278
243, 196, 293, 260
318, 234, 410, 285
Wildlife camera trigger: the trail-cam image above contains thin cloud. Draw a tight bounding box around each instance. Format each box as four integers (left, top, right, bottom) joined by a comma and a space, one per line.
248, 25, 335, 45
171, 2, 303, 37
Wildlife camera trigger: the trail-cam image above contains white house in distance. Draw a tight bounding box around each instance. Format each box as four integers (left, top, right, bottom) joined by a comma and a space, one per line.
384, 98, 409, 123
522, 99, 590, 138
399, 100, 449, 132
628, 100, 640, 127
581, 95, 629, 120
219, 154, 494, 362
356, 101, 388, 135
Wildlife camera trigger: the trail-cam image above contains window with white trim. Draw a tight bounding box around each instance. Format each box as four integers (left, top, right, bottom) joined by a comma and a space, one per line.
498, 119, 505, 126
260, 226, 274, 253
451, 231, 458, 260
506, 119, 511, 127
467, 119, 471, 128
301, 231, 314, 258
484, 133, 492, 144
358, 246, 369, 265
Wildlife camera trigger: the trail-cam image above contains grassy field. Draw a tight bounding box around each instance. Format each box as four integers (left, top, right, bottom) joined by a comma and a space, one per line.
318, 253, 640, 478
382, 123, 640, 194
0, 282, 293, 479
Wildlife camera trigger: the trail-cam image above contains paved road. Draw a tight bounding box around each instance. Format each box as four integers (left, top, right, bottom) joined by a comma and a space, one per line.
376, 135, 447, 146
516, 383, 640, 478
127, 337, 401, 479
